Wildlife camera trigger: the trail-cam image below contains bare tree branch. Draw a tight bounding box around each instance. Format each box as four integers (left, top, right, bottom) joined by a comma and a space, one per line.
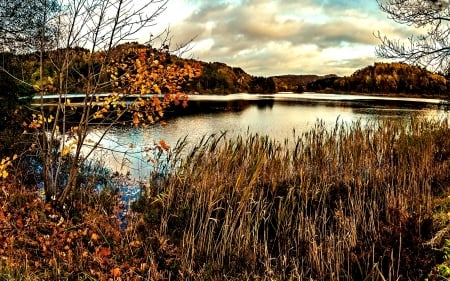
376, 0, 450, 73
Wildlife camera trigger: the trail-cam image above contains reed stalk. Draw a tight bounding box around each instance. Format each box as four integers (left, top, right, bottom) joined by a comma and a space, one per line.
135, 118, 450, 280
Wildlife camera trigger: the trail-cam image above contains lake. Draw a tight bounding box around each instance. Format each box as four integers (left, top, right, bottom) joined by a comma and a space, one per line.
82, 92, 449, 180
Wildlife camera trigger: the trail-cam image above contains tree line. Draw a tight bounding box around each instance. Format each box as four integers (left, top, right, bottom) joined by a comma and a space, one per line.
306, 62, 448, 96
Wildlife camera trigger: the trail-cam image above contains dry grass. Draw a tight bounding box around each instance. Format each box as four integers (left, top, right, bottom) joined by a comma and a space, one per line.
134, 118, 450, 280
2, 118, 450, 280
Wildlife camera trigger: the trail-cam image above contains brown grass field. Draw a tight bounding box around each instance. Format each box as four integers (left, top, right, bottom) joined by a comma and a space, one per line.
2, 118, 450, 280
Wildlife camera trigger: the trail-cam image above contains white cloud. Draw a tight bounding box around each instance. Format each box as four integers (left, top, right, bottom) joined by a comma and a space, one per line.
156, 0, 422, 76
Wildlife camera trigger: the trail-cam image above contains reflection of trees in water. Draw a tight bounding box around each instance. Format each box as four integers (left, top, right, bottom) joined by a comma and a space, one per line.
351, 107, 419, 117
255, 98, 275, 109
165, 96, 447, 123
177, 99, 276, 114
349, 101, 443, 118
350, 101, 439, 115
224, 100, 252, 112
168, 100, 253, 115
274, 98, 439, 109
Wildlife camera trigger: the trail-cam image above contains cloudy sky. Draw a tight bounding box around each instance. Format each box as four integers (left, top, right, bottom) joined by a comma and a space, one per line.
150, 0, 421, 77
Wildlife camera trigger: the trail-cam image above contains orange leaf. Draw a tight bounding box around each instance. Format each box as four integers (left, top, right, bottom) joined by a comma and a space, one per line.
49, 258, 57, 267
96, 247, 111, 258
81, 228, 88, 236
111, 267, 121, 277
140, 263, 148, 271
16, 218, 23, 229
132, 113, 140, 126
159, 140, 170, 151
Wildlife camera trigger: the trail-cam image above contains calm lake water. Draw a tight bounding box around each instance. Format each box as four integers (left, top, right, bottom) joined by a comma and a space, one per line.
84, 92, 449, 180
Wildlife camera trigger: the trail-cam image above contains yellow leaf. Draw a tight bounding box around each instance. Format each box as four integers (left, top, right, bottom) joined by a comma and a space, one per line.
61, 147, 71, 157
91, 233, 100, 241
93, 111, 104, 119
153, 84, 161, 94
129, 240, 141, 247
133, 113, 140, 126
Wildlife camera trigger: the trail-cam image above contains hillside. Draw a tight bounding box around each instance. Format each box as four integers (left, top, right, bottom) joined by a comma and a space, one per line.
307, 62, 448, 96
1, 44, 448, 102
272, 74, 337, 92
191, 62, 252, 94
195, 62, 449, 96
191, 69, 338, 94
194, 60, 449, 96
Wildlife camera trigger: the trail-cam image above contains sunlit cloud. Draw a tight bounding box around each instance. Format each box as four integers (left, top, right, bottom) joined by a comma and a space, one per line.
152, 0, 423, 76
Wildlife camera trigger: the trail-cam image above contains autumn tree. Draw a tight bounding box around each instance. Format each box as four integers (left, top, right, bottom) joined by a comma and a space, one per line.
0, 0, 201, 205
376, 0, 450, 73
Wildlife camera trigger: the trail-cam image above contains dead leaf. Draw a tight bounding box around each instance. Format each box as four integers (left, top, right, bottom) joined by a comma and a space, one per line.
91, 232, 100, 241
159, 140, 170, 151
129, 240, 141, 247
96, 246, 111, 259
111, 267, 121, 277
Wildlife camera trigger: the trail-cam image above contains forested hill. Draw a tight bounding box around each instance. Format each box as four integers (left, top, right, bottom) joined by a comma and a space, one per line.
1, 44, 448, 105
187, 63, 335, 94
306, 62, 448, 96
0, 43, 342, 98
272, 74, 338, 92
174, 60, 449, 96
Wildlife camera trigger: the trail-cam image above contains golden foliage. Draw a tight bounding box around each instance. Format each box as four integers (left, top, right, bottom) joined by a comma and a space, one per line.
0, 155, 17, 179
104, 45, 201, 126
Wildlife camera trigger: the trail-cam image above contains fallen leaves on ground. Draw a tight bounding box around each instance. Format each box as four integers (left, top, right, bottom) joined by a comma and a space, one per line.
0, 181, 172, 280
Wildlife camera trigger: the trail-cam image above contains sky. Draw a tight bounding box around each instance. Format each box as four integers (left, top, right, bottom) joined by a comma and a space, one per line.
149, 0, 423, 77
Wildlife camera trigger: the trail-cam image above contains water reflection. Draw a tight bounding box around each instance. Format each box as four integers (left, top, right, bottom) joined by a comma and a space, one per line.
84, 94, 449, 179
255, 98, 275, 109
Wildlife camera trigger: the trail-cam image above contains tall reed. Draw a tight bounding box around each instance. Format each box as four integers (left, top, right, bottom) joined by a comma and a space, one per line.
135, 118, 450, 280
